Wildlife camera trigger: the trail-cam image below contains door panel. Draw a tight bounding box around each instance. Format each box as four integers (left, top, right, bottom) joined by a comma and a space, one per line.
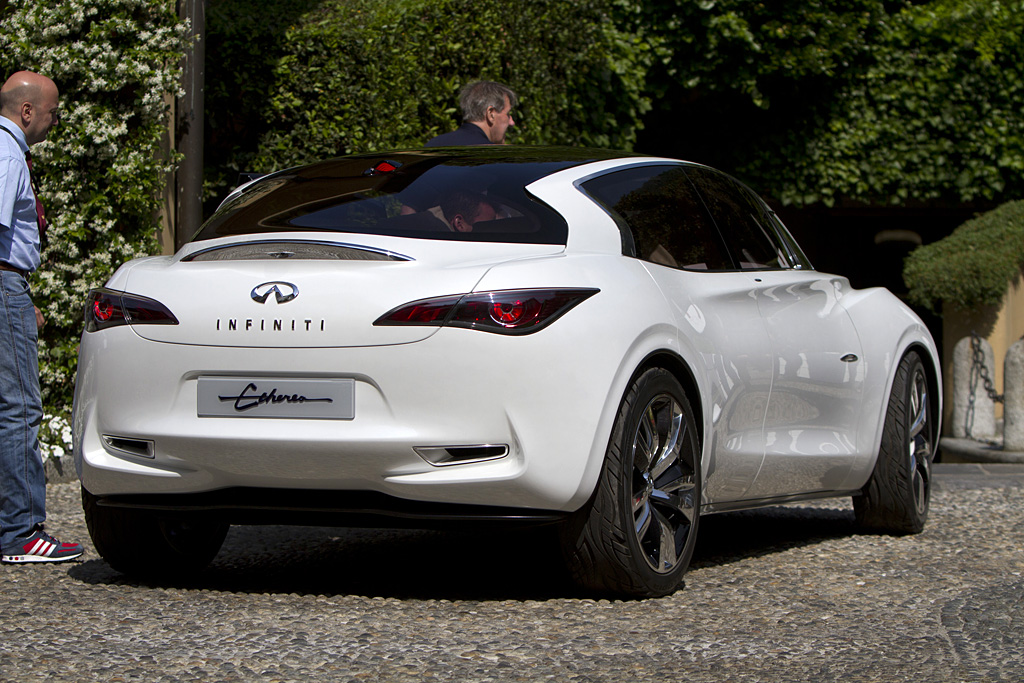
644, 266, 773, 502
744, 272, 866, 497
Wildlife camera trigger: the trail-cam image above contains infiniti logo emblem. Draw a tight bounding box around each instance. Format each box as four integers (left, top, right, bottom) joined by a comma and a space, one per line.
251, 281, 299, 304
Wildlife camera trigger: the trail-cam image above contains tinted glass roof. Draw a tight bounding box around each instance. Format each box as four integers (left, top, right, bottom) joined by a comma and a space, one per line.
193, 147, 637, 245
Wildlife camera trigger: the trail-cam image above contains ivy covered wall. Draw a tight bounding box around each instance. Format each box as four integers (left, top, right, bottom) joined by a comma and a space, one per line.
0, 0, 186, 451
632, 0, 1024, 208
203, 0, 1024, 212
203, 0, 653, 206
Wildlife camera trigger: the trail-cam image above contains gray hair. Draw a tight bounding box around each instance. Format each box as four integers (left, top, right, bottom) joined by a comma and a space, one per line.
459, 81, 517, 122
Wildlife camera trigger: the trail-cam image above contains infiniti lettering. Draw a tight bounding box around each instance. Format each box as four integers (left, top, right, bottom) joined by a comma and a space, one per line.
216, 318, 326, 331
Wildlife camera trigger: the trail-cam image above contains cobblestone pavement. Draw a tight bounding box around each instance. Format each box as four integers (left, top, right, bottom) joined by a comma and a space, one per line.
2, 465, 1022, 682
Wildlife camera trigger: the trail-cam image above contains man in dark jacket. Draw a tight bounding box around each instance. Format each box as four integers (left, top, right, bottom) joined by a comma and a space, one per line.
425, 81, 517, 147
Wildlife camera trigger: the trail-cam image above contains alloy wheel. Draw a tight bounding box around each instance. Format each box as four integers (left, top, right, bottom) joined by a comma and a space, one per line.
630, 393, 698, 574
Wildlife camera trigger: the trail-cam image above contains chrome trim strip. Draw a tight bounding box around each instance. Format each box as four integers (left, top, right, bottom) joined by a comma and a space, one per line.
414, 444, 510, 467
183, 239, 414, 262
102, 435, 156, 459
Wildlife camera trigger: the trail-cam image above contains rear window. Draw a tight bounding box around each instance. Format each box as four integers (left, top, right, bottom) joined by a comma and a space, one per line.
192, 149, 604, 245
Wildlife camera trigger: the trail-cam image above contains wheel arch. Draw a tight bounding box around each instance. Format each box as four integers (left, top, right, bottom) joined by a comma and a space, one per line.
842, 285, 943, 484
902, 341, 942, 461
571, 342, 707, 513
851, 337, 944, 492
630, 350, 705, 453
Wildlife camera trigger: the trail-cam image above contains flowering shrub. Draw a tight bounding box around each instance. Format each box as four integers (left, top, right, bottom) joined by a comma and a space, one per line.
0, 1, 187, 455
39, 413, 73, 460
0, 1, 186, 417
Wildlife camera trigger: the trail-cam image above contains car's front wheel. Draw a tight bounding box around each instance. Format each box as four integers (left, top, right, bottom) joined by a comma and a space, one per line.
82, 487, 228, 579
563, 367, 701, 597
854, 350, 935, 533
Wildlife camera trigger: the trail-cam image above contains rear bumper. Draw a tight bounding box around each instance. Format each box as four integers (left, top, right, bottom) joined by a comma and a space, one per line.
90, 487, 567, 529
73, 322, 621, 513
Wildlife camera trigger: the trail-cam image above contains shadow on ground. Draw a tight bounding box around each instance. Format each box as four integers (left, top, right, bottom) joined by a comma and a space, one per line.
68, 504, 856, 601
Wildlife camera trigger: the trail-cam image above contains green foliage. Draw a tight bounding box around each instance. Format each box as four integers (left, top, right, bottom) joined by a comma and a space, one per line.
204, 0, 652, 186
203, 0, 324, 203
626, 0, 891, 106
903, 200, 1024, 310
206, 0, 1023, 210
630, 0, 1024, 208
746, 0, 1024, 207
0, 0, 186, 413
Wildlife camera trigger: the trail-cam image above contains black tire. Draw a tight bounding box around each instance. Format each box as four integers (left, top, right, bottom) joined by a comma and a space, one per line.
854, 351, 935, 534
82, 487, 228, 579
563, 368, 701, 597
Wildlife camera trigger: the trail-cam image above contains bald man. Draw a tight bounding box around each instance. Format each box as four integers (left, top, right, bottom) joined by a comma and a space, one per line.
0, 70, 82, 563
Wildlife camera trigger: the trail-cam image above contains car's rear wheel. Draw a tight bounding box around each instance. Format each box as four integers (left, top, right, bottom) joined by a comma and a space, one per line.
563, 367, 700, 597
854, 350, 934, 533
82, 487, 228, 579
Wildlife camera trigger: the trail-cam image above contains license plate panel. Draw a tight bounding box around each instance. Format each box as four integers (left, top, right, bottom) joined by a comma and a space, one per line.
198, 377, 355, 419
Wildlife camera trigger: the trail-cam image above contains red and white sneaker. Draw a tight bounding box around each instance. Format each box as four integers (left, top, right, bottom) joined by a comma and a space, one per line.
2, 527, 84, 564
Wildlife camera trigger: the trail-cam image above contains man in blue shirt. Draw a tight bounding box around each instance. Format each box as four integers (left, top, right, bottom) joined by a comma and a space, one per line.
0, 70, 83, 563
425, 81, 517, 147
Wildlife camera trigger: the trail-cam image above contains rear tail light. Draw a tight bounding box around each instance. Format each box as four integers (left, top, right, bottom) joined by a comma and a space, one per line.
375, 288, 599, 335
85, 289, 179, 332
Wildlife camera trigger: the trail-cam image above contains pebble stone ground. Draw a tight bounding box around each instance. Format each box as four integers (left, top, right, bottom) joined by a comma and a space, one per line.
1, 464, 1022, 682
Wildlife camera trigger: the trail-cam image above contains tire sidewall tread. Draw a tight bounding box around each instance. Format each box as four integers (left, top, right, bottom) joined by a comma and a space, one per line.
563, 367, 700, 597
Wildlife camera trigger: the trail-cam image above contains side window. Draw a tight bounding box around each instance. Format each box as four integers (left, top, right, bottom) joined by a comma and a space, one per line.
767, 210, 813, 270
684, 167, 788, 270
581, 165, 733, 271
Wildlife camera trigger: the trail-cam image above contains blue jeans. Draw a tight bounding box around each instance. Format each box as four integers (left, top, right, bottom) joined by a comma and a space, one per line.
0, 270, 46, 550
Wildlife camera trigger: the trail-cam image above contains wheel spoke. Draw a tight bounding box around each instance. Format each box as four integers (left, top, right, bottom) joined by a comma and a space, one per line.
908, 375, 928, 441
633, 484, 650, 514
650, 412, 685, 481
634, 500, 652, 537
650, 487, 680, 510
657, 475, 695, 496
633, 406, 659, 471
654, 476, 697, 522
653, 507, 678, 572
912, 457, 929, 515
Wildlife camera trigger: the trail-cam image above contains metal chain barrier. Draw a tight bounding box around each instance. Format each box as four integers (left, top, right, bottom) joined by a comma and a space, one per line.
965, 332, 1003, 442
972, 332, 1004, 403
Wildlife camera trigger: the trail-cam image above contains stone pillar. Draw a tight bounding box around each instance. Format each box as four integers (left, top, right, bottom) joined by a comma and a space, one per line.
1005, 339, 1024, 451
952, 336, 996, 439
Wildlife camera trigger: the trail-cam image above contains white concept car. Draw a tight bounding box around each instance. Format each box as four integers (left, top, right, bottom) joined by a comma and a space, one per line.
73, 147, 940, 596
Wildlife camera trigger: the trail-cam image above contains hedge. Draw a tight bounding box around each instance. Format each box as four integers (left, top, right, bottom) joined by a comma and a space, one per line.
204, 0, 653, 200
904, 200, 1024, 311
628, 0, 1024, 208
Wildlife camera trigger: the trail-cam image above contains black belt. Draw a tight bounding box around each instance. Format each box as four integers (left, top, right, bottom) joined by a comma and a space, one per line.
0, 262, 29, 278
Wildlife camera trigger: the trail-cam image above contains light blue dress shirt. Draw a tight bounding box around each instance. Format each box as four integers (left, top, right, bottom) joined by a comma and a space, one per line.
0, 117, 40, 273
